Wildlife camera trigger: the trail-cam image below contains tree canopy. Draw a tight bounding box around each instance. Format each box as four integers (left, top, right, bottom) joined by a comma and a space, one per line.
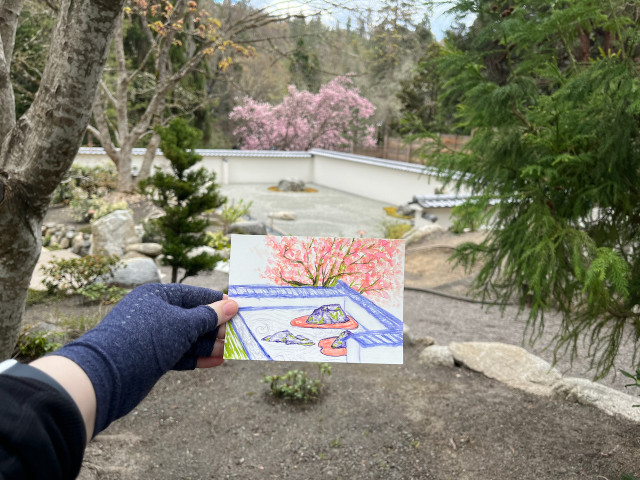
417, 0, 640, 378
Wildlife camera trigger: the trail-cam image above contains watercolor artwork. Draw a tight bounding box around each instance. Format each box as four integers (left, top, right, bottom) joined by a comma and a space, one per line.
223, 235, 405, 364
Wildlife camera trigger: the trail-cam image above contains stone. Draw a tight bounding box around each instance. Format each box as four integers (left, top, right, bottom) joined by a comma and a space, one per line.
307, 304, 347, 325
415, 336, 436, 348
419, 345, 455, 367
268, 211, 297, 221
227, 220, 267, 235
109, 256, 161, 288
91, 210, 141, 257
187, 246, 219, 259
65, 230, 76, 239
553, 377, 640, 424
30, 248, 80, 291
331, 330, 352, 348
59, 237, 70, 249
448, 342, 562, 397
403, 224, 446, 245
277, 178, 305, 192
396, 204, 415, 217
126, 242, 163, 258
262, 330, 314, 346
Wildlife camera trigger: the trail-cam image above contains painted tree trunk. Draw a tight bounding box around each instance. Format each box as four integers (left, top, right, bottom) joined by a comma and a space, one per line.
0, 0, 124, 358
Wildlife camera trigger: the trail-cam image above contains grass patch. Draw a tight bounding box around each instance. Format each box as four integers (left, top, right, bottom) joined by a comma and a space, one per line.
13, 325, 62, 361
58, 312, 102, 340
381, 220, 412, 239
26, 288, 67, 306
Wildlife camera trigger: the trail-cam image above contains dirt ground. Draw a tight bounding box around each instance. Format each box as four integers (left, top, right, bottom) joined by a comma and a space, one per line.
30, 210, 640, 479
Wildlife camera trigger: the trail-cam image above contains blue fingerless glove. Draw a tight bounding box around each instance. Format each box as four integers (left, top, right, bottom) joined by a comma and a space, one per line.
54, 283, 223, 436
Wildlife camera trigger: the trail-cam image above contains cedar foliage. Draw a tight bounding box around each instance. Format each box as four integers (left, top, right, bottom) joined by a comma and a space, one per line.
139, 119, 225, 283
417, 0, 640, 378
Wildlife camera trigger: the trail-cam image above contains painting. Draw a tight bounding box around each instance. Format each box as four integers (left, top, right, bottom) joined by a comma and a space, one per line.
223, 235, 405, 364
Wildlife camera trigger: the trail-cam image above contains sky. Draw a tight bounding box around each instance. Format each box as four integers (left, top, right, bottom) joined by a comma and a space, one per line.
246, 1, 473, 41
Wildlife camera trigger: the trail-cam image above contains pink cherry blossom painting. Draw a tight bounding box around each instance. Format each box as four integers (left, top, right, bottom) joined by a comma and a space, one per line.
224, 235, 405, 364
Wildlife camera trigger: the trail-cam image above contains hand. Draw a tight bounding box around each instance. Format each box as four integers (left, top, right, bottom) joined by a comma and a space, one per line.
53, 283, 237, 436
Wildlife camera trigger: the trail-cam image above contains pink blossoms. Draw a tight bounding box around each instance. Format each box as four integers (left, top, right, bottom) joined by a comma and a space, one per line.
229, 76, 376, 151
261, 236, 404, 303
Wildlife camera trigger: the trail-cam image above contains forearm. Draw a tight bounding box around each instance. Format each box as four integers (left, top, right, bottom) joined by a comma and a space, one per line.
30, 356, 97, 442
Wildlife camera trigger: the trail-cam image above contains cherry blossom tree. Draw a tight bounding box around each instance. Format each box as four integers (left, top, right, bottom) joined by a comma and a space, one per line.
229, 76, 376, 151
261, 236, 404, 303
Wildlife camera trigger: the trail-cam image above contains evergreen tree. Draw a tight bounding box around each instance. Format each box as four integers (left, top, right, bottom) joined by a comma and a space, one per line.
419, 0, 640, 378
139, 119, 225, 283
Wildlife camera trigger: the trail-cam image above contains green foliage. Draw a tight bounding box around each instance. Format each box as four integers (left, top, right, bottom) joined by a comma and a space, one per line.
13, 325, 61, 361
77, 284, 128, 305
25, 288, 66, 306
41, 255, 122, 294
70, 195, 129, 223
139, 118, 226, 283
416, 0, 640, 378
263, 363, 332, 403
58, 313, 103, 341
381, 220, 412, 239
51, 164, 117, 206
220, 199, 253, 234
620, 368, 640, 407
205, 231, 231, 250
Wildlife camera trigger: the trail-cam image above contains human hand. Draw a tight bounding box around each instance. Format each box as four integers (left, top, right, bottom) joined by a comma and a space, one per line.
53, 283, 237, 436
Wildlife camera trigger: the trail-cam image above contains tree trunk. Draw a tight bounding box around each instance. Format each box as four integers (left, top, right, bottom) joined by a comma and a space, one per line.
138, 131, 161, 182
0, 0, 124, 358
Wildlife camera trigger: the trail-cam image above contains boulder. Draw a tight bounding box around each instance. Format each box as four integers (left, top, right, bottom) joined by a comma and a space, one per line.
277, 178, 305, 192
449, 342, 562, 397
91, 210, 141, 257
331, 330, 352, 348
419, 345, 455, 367
268, 211, 297, 221
125, 242, 163, 258
227, 220, 267, 235
262, 330, 314, 346
396, 204, 415, 217
30, 248, 81, 291
109, 256, 161, 288
307, 304, 347, 325
553, 377, 640, 423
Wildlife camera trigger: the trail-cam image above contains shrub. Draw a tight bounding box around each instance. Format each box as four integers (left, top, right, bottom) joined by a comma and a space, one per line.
13, 325, 61, 361
263, 363, 332, 403
51, 164, 117, 206
77, 283, 128, 304
381, 220, 412, 239
41, 255, 122, 294
620, 368, 640, 407
205, 231, 230, 250
139, 118, 225, 283
220, 199, 253, 234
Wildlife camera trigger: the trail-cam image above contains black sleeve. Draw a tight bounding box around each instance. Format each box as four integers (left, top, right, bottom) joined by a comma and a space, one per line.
0, 375, 86, 480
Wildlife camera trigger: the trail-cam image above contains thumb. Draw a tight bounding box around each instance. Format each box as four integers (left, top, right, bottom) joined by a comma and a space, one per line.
208, 297, 238, 327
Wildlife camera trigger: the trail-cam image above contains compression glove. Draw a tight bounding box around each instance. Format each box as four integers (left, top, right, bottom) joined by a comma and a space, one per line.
54, 283, 223, 436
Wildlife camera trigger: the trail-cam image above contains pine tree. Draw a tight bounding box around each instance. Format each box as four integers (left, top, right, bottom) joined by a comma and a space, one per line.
419, 0, 640, 378
139, 119, 225, 283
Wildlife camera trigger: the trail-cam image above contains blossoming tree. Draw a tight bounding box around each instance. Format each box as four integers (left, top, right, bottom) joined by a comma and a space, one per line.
229, 76, 376, 151
261, 236, 404, 303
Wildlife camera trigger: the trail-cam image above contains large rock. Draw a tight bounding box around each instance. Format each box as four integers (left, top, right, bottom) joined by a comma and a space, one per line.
109, 257, 161, 288
187, 246, 219, 259
126, 242, 163, 258
227, 220, 267, 235
449, 342, 562, 396
553, 377, 640, 423
419, 345, 455, 367
306, 304, 347, 325
31, 248, 81, 291
277, 178, 305, 192
92, 210, 141, 257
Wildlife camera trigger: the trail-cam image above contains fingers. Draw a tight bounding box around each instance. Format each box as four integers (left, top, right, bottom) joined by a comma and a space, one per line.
157, 283, 225, 309
207, 298, 238, 327
196, 300, 236, 369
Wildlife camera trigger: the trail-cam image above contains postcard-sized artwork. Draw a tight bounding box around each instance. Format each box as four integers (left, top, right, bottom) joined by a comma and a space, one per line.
223, 235, 405, 364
